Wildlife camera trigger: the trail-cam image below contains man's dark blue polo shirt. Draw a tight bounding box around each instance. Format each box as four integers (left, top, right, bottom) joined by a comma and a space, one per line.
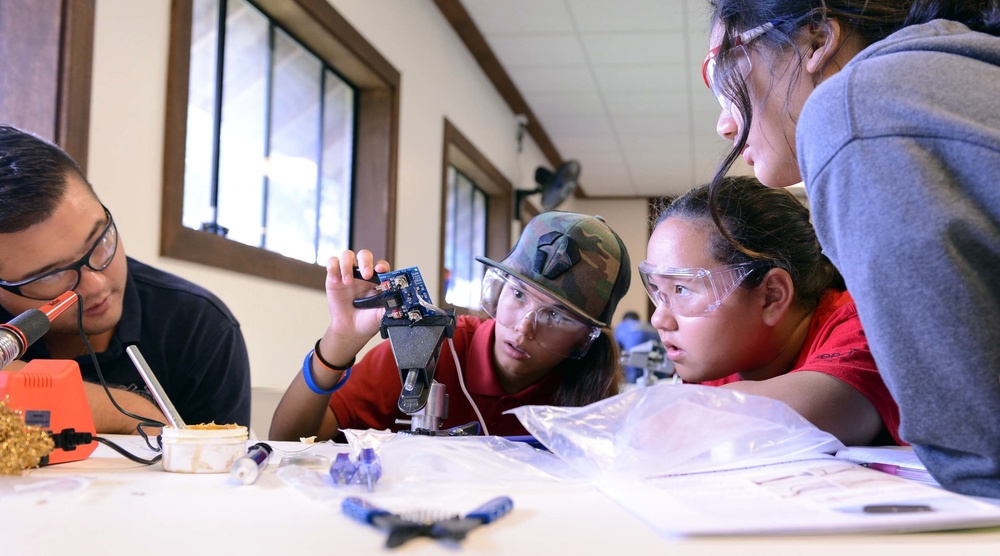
5, 257, 251, 427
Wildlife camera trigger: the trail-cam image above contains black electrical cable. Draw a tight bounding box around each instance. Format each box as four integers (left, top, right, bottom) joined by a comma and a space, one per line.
70, 292, 165, 459
47, 428, 161, 465
94, 436, 162, 465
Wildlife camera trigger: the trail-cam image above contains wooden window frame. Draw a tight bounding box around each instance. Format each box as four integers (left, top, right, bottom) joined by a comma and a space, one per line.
162, 0, 399, 289
0, 0, 95, 171
439, 119, 512, 307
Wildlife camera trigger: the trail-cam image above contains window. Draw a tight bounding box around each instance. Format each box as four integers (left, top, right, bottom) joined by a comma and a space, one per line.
443, 166, 488, 308
439, 120, 512, 308
183, 0, 355, 263
164, 0, 399, 289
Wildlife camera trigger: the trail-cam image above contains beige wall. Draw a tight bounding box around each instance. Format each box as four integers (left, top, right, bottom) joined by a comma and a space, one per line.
560, 197, 652, 322
86, 0, 651, 404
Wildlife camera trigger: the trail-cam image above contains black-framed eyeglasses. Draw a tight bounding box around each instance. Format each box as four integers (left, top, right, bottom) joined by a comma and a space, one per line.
0, 206, 118, 300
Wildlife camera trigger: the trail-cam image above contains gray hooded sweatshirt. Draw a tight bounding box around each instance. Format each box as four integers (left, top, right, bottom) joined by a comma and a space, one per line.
799, 19, 1000, 498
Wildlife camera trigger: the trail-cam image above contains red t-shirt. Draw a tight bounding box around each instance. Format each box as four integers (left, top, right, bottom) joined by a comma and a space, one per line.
328, 316, 563, 436
702, 290, 902, 445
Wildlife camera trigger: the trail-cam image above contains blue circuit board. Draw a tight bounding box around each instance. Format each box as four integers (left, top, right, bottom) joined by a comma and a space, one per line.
376, 266, 436, 320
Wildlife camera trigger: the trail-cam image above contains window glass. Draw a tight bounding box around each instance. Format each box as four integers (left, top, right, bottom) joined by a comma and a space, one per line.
165, 0, 397, 290
182, 0, 221, 231
318, 69, 355, 262
445, 167, 488, 308
215, 0, 267, 244
264, 28, 322, 262
184, 0, 356, 263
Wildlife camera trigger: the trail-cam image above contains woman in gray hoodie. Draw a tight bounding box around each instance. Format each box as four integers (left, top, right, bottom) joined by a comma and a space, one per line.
702, 0, 1000, 498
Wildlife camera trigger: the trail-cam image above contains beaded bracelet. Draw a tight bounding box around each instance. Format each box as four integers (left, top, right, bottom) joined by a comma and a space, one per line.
302, 349, 352, 395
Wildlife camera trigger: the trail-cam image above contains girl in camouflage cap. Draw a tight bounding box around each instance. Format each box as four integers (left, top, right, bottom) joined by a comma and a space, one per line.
270, 211, 631, 441
641, 176, 899, 447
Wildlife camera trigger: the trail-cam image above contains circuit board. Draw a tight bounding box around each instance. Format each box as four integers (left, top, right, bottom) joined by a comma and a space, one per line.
376, 266, 436, 320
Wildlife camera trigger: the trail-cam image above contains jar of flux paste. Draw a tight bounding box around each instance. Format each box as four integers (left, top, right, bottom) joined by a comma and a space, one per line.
161, 425, 248, 473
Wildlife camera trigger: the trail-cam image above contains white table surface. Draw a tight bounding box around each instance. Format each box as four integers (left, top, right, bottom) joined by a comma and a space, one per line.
4, 436, 1000, 555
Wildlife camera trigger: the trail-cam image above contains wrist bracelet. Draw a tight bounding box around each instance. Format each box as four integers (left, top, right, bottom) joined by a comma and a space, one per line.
302, 349, 352, 395
313, 339, 355, 370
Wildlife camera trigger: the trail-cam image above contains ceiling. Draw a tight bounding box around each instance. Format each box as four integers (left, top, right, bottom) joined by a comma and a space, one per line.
452, 0, 751, 200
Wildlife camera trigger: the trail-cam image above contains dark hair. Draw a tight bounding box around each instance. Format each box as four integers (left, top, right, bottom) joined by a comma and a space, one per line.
552, 331, 621, 406
0, 124, 88, 233
622, 310, 640, 321
706, 1, 1000, 189
655, 175, 844, 309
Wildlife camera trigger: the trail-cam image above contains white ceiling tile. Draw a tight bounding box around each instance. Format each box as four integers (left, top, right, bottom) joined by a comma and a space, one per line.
612, 113, 690, 134
538, 112, 614, 135
486, 35, 588, 66
580, 32, 686, 66
550, 133, 620, 154
567, 0, 686, 32
686, 2, 714, 36
591, 64, 687, 93
604, 92, 675, 115
456, 0, 728, 200
525, 91, 605, 114
460, 0, 574, 34
583, 159, 629, 176
619, 132, 681, 153
507, 66, 597, 93
627, 150, 691, 172
574, 150, 629, 166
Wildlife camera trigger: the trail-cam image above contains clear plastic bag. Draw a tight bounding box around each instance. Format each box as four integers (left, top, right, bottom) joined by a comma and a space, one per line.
507, 383, 844, 481
276, 433, 580, 511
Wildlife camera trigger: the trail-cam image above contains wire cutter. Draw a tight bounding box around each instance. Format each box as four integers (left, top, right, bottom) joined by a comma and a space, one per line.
342, 495, 514, 548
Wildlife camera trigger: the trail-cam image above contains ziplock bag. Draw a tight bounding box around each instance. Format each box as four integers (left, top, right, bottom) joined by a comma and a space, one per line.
508, 382, 844, 481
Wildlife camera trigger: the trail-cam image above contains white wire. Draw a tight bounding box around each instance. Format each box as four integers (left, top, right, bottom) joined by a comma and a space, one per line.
417, 296, 447, 315
449, 337, 490, 436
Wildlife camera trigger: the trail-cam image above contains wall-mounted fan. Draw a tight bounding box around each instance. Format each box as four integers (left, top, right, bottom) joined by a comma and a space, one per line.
515, 159, 580, 219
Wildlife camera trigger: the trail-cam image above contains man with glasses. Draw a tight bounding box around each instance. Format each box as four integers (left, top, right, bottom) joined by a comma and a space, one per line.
0, 125, 250, 433
269, 211, 631, 441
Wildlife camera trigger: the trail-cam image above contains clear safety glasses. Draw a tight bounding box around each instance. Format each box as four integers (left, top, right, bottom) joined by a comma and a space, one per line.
701, 22, 773, 112
638, 260, 765, 317
480, 268, 600, 359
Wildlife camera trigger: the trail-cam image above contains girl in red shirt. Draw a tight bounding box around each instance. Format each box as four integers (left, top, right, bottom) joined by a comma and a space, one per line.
641, 176, 899, 446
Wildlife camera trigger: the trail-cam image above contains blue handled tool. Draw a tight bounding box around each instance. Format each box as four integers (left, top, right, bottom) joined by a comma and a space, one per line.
342, 496, 393, 524
341, 496, 513, 548
429, 496, 514, 541
343, 496, 452, 548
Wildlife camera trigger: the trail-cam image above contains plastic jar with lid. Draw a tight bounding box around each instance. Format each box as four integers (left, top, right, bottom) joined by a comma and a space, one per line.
161, 426, 248, 473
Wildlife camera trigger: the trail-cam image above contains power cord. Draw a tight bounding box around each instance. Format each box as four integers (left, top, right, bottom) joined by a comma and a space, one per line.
48, 427, 162, 465
70, 292, 165, 460
448, 337, 490, 436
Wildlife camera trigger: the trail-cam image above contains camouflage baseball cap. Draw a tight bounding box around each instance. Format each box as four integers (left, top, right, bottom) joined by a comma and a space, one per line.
476, 211, 631, 328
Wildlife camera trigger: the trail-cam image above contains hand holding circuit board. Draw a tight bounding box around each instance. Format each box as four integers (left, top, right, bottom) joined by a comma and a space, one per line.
350, 266, 456, 415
